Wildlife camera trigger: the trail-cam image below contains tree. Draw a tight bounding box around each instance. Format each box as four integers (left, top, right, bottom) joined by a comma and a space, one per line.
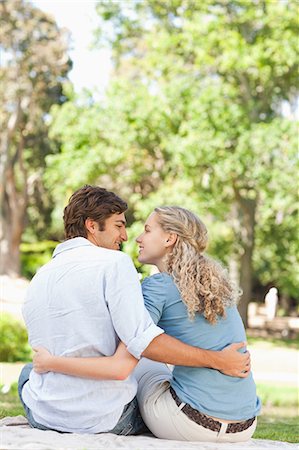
0, 0, 71, 275
91, 0, 298, 325
42, 0, 298, 325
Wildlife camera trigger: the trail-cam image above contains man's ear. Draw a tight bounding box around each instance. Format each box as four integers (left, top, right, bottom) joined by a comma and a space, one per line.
165, 233, 177, 248
85, 218, 97, 234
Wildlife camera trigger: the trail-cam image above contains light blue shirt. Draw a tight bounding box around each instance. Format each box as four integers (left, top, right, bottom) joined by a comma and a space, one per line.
22, 238, 163, 433
142, 272, 261, 421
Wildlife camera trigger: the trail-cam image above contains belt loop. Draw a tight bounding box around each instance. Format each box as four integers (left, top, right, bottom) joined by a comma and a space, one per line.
175, 402, 186, 415
218, 422, 228, 437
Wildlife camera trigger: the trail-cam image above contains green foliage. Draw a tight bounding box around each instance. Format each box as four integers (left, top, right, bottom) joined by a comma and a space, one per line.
253, 124, 299, 299
20, 240, 58, 279
97, 0, 298, 311
22, 0, 298, 318
0, 314, 32, 362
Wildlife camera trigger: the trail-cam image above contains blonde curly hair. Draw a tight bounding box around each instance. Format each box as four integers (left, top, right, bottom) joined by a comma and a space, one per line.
155, 206, 240, 324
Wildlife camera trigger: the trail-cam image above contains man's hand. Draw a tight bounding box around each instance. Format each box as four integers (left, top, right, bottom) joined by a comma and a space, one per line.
33, 347, 53, 373
217, 342, 251, 378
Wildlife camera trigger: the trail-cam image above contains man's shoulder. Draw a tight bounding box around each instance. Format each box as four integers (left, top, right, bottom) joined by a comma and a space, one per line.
101, 248, 133, 264
36, 245, 133, 276
65, 241, 133, 264
91, 248, 135, 274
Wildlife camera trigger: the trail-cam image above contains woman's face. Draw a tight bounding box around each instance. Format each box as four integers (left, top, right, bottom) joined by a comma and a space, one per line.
136, 212, 171, 268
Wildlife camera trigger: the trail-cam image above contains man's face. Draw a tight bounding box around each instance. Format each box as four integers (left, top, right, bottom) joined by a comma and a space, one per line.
88, 213, 127, 250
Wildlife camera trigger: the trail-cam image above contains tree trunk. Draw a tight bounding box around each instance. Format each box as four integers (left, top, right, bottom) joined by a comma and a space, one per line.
233, 190, 257, 328
0, 169, 27, 276
0, 132, 28, 276
238, 237, 254, 328
0, 225, 22, 276
280, 293, 291, 315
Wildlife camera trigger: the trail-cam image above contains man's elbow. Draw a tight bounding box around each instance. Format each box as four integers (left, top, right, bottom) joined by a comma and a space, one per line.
114, 372, 129, 381
114, 361, 137, 381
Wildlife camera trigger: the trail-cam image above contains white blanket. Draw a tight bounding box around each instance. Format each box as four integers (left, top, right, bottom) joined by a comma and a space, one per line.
0, 416, 297, 450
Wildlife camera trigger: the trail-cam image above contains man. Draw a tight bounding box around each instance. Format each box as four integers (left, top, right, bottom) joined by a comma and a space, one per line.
19, 185, 250, 435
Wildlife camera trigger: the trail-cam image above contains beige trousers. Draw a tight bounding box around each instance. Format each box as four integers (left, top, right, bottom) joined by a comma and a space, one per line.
134, 358, 257, 442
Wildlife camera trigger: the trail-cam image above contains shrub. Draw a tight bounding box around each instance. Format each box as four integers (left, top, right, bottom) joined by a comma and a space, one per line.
20, 240, 58, 279
0, 313, 32, 362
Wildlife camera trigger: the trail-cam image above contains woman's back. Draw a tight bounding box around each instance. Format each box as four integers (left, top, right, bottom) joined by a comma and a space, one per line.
142, 272, 261, 421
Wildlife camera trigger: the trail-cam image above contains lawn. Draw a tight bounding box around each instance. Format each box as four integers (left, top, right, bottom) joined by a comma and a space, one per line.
0, 388, 24, 418
1, 381, 298, 443
255, 409, 298, 443
254, 383, 298, 443
247, 333, 299, 350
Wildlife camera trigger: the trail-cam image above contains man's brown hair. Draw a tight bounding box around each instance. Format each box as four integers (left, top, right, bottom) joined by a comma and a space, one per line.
63, 185, 128, 239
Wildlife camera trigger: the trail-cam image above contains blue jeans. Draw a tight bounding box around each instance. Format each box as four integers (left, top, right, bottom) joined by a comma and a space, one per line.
18, 363, 51, 431
18, 363, 149, 435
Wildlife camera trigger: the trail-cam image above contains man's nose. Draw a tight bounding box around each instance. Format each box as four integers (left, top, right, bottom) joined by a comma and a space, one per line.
121, 229, 128, 241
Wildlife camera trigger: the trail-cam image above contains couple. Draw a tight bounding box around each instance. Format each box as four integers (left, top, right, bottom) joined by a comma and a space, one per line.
19, 185, 261, 442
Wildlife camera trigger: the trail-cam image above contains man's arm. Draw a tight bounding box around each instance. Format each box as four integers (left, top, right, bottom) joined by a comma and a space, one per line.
142, 334, 250, 378
33, 336, 250, 380
33, 343, 137, 381
106, 257, 250, 378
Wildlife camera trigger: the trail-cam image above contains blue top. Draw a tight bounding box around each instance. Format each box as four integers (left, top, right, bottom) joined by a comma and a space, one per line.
142, 273, 261, 421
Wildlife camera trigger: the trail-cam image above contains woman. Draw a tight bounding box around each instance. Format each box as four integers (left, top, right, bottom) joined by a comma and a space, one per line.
34, 206, 261, 442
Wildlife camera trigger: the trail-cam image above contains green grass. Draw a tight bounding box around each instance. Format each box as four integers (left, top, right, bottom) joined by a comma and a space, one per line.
255, 413, 299, 443
254, 383, 299, 443
1, 382, 298, 442
0, 384, 24, 419
256, 383, 298, 408
247, 332, 299, 350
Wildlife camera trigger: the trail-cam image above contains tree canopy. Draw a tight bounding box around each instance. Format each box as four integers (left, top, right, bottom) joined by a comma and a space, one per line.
42, 0, 299, 324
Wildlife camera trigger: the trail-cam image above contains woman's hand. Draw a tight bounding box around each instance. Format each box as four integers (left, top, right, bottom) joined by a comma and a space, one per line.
33, 347, 53, 373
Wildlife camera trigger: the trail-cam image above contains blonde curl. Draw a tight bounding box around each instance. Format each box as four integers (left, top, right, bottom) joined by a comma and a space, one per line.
155, 206, 240, 324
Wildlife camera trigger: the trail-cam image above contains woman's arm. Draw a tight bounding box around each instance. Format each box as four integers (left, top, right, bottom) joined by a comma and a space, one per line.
33, 342, 138, 381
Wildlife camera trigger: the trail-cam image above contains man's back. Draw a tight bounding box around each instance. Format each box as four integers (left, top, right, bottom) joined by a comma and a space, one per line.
22, 237, 159, 433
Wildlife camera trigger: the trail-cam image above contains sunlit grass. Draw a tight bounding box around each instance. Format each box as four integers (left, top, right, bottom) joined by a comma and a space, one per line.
247, 332, 299, 350
254, 383, 299, 443
255, 412, 299, 443
256, 383, 298, 408
0, 384, 24, 419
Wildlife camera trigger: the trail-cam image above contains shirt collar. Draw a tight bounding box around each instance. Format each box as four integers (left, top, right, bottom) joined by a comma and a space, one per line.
52, 237, 95, 258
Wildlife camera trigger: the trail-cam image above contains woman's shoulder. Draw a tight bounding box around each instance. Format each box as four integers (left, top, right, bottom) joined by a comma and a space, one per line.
142, 272, 174, 287
142, 273, 180, 301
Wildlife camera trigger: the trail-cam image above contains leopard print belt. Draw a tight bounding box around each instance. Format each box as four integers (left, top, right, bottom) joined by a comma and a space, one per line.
169, 387, 256, 434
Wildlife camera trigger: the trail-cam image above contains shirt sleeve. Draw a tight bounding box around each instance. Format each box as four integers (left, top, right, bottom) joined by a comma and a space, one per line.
142, 274, 168, 325
104, 253, 164, 359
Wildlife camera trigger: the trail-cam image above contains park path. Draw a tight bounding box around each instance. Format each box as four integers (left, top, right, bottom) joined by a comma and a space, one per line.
250, 345, 298, 386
